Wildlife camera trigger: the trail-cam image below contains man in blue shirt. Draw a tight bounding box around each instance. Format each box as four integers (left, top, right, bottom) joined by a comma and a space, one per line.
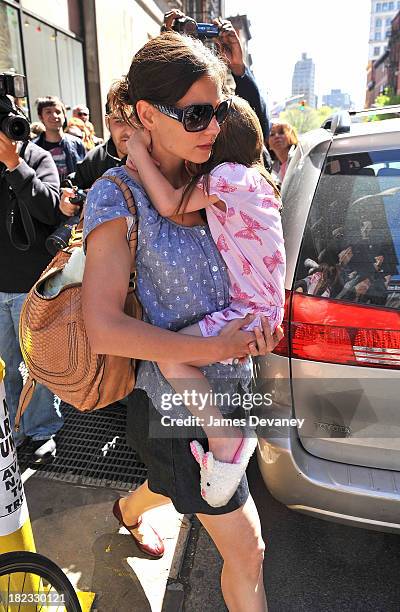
33, 96, 85, 181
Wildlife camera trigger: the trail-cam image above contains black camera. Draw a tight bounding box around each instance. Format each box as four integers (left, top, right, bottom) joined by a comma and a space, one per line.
45, 180, 86, 256
172, 17, 220, 39
0, 73, 30, 141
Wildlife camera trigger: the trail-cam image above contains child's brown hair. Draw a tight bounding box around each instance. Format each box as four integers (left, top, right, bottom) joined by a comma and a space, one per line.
181, 95, 280, 211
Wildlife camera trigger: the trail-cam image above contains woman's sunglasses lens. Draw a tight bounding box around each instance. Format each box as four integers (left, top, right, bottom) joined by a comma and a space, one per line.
216, 100, 230, 125
184, 105, 214, 132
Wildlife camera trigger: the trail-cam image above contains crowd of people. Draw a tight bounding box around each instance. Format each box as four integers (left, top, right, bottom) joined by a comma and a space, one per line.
0, 10, 301, 611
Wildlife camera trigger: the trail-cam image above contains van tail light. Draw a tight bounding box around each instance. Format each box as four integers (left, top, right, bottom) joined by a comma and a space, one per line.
273, 292, 400, 369
272, 290, 291, 357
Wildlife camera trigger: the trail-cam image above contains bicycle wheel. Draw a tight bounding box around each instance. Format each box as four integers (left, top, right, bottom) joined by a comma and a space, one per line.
0, 551, 81, 612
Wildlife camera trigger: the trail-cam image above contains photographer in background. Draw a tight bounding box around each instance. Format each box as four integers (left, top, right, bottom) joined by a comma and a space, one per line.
0, 84, 64, 463
163, 10, 271, 170
163, 10, 270, 141
59, 80, 136, 217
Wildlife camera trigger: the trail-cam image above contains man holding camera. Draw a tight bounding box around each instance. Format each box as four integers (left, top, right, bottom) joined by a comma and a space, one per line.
0, 94, 64, 462
163, 10, 270, 139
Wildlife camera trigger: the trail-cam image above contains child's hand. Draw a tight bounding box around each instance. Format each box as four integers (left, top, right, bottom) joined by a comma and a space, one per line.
126, 128, 152, 160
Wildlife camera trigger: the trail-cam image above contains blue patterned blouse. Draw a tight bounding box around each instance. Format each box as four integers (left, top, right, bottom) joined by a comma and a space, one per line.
83, 166, 252, 419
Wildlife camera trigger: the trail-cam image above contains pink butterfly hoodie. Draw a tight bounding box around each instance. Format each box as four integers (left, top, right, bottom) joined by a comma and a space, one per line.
197, 162, 286, 334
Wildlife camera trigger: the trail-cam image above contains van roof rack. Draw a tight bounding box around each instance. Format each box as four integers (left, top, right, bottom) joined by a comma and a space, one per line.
349, 104, 400, 116
322, 105, 400, 135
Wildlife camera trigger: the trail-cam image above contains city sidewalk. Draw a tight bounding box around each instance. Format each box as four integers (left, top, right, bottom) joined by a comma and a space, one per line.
23, 474, 229, 611
23, 476, 192, 611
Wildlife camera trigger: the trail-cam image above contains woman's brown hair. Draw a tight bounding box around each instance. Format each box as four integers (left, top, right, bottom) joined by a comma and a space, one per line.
114, 32, 227, 124
267, 121, 298, 150
181, 95, 280, 211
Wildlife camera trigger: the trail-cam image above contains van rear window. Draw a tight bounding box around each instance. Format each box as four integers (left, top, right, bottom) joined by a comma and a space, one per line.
294, 149, 400, 310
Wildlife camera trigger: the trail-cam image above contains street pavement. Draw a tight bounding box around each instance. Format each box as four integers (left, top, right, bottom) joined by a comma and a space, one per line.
184, 455, 400, 612
22, 453, 400, 611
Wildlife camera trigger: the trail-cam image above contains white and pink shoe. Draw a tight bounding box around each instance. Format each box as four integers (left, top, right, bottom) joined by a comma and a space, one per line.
190, 430, 258, 508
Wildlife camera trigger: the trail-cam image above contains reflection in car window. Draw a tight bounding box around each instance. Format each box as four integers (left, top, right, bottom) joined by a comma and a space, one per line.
294, 149, 400, 310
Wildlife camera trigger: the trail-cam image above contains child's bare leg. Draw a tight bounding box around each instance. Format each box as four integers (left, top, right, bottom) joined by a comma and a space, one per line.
158, 324, 243, 463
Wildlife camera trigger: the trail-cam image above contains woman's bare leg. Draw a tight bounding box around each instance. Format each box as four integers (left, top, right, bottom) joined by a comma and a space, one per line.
197, 496, 267, 612
159, 325, 243, 463
117, 480, 171, 545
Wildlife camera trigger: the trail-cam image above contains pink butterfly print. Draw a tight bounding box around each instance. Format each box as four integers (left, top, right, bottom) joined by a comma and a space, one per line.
263, 280, 277, 297
216, 234, 229, 253
248, 182, 257, 192
227, 207, 235, 217
239, 254, 252, 276
260, 196, 279, 209
216, 176, 237, 193
231, 282, 255, 301
263, 250, 284, 273
203, 316, 217, 335
214, 210, 226, 225
234, 211, 269, 244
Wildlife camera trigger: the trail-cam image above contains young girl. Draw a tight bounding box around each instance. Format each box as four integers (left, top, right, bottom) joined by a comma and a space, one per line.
127, 96, 285, 507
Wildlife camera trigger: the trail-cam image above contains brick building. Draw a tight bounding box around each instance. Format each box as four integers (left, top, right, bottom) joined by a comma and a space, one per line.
386, 10, 400, 94
365, 50, 390, 106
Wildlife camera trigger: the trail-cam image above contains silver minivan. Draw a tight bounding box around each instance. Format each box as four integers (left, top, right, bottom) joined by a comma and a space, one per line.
255, 108, 400, 533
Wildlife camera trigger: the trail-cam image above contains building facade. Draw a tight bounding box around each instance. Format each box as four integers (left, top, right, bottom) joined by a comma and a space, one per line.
368, 0, 400, 60
365, 50, 390, 106
0, 0, 168, 136
182, 0, 224, 22
386, 9, 400, 94
322, 89, 352, 110
291, 52, 316, 109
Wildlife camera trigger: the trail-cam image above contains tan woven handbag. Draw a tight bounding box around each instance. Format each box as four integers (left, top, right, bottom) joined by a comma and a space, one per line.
16, 174, 142, 431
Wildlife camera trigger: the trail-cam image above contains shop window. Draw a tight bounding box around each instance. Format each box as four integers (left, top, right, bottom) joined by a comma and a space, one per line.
56, 33, 86, 112
22, 15, 85, 121
0, 3, 24, 74
374, 46, 381, 55
23, 17, 61, 119
375, 31, 382, 40
376, 17, 382, 26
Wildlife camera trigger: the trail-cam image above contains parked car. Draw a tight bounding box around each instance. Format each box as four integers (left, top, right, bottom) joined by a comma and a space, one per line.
255, 107, 400, 533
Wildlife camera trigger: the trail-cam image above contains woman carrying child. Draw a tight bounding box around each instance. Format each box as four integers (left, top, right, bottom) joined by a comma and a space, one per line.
127, 95, 285, 508
82, 32, 283, 611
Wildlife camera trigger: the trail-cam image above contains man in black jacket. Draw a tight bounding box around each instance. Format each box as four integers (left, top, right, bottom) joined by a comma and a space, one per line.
59, 83, 135, 216
0, 131, 64, 459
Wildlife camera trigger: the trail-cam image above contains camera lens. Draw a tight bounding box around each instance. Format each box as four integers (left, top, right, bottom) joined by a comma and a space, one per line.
45, 215, 80, 256
1, 114, 30, 141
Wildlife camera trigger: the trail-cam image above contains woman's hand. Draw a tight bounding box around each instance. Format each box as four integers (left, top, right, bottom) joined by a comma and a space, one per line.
216, 315, 284, 362
248, 318, 284, 357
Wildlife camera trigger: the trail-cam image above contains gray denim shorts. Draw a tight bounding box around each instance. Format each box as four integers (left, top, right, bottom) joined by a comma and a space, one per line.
126, 389, 249, 515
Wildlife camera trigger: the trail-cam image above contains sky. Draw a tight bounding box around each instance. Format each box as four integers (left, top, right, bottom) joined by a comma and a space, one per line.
225, 0, 371, 108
